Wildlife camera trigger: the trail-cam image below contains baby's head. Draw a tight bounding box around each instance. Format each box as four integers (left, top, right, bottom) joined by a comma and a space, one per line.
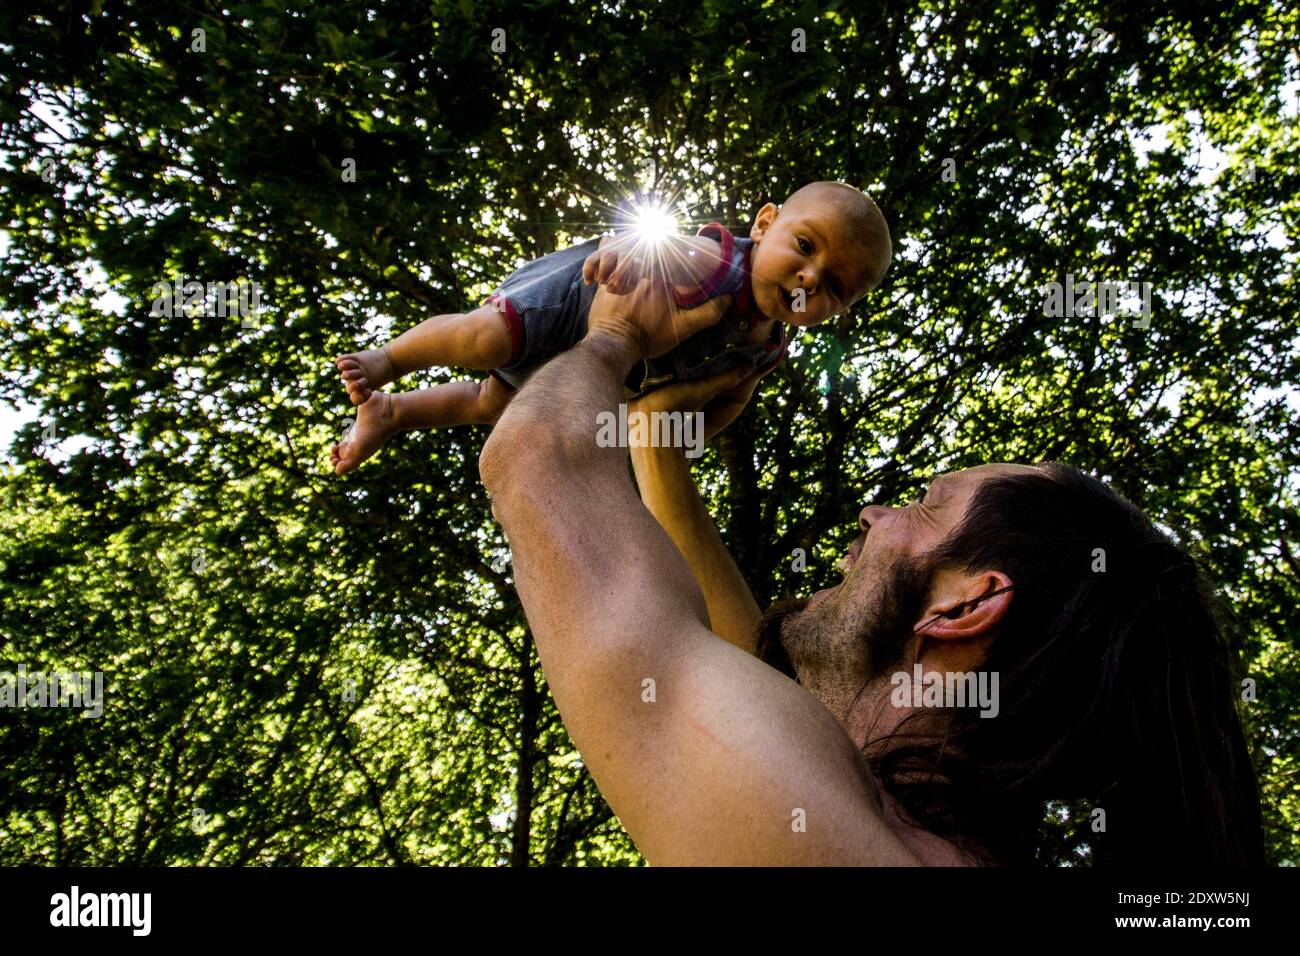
748, 181, 891, 327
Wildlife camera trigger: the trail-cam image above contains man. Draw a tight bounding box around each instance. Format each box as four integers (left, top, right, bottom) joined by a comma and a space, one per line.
478, 279, 1265, 866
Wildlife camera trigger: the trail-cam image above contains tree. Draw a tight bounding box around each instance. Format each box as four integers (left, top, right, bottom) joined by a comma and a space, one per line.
1, 0, 1295, 864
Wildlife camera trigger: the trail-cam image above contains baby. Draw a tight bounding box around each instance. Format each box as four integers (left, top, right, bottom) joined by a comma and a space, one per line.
331, 180, 891, 474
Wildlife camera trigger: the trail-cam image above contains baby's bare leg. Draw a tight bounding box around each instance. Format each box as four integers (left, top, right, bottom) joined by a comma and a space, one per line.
389, 372, 513, 428
335, 304, 515, 405
386, 304, 515, 375
331, 374, 514, 475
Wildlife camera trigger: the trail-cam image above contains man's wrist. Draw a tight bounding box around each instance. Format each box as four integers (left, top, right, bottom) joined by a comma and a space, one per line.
581, 328, 643, 374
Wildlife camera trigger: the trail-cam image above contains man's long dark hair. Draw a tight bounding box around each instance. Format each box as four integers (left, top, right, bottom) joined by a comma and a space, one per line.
867, 462, 1265, 866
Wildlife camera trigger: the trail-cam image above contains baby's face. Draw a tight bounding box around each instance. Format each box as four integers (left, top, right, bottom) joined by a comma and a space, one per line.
748, 203, 877, 327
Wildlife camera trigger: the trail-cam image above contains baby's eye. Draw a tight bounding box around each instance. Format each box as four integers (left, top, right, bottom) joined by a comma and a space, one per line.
797, 237, 812, 254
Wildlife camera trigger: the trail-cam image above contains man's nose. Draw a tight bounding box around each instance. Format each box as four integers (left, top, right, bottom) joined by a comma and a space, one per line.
860, 504, 891, 533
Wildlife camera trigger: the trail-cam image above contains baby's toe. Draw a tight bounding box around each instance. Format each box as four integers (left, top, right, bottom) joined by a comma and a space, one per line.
337, 356, 367, 377
331, 446, 352, 475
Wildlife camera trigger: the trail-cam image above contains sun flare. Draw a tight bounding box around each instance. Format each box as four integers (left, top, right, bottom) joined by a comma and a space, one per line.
629, 202, 679, 244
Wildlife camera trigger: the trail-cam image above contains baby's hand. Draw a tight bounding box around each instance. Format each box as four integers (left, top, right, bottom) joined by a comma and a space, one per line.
582, 234, 694, 296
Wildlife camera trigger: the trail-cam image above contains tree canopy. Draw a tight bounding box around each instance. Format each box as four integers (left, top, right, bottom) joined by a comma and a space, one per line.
0, 0, 1296, 865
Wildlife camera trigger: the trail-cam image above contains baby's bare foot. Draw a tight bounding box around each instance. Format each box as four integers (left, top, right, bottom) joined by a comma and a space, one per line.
331, 392, 399, 475
335, 346, 397, 406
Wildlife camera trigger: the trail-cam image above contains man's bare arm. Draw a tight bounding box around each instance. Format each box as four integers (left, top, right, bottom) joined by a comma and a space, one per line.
626, 365, 778, 654
479, 285, 918, 865
630, 443, 762, 654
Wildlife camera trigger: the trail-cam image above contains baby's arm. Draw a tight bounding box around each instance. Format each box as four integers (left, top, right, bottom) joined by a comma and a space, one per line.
581, 234, 726, 296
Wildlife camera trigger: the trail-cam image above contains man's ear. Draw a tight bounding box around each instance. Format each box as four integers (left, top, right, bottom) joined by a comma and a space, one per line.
914, 570, 1014, 640
750, 202, 780, 240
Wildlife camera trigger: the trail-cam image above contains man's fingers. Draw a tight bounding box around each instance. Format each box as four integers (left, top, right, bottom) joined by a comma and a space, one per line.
675, 366, 749, 405
588, 232, 642, 287
704, 364, 754, 397
609, 260, 635, 293
614, 268, 644, 296
708, 362, 775, 410
591, 280, 733, 361
631, 364, 751, 418
750, 357, 780, 385
597, 251, 620, 285
673, 294, 732, 341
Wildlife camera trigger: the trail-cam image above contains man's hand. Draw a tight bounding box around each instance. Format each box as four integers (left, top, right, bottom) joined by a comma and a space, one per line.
582, 234, 698, 296
582, 233, 727, 297
631, 361, 778, 444
585, 280, 732, 365
582, 234, 652, 295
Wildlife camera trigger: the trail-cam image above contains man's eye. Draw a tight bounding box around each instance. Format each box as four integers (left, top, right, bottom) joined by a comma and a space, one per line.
798, 237, 811, 254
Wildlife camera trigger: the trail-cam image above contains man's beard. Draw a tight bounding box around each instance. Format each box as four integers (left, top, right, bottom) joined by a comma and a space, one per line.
754, 551, 933, 687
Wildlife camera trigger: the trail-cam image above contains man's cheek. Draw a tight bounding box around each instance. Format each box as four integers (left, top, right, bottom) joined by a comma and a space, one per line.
876, 512, 909, 544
